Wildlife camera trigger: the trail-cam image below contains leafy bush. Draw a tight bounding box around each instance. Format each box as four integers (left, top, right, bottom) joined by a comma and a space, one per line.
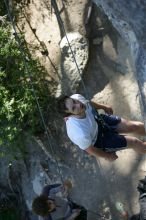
0, 18, 54, 157
0, 0, 7, 16
0, 189, 21, 220
0, 207, 20, 220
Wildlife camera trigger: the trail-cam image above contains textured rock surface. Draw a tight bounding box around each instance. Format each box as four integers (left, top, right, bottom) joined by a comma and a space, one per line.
93, 0, 146, 126
56, 32, 88, 96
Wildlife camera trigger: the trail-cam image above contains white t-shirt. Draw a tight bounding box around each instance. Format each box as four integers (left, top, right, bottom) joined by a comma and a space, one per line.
66, 94, 98, 150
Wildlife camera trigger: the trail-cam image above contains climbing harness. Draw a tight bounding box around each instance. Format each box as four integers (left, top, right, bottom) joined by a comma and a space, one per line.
92, 107, 111, 132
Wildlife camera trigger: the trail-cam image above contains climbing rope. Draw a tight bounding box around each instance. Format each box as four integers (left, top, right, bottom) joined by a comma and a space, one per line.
51, 0, 122, 217
51, 0, 88, 98
3, 0, 64, 185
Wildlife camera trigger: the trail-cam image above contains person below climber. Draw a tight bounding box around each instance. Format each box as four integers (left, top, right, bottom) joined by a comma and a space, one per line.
130, 176, 146, 220
58, 94, 146, 162
32, 180, 87, 220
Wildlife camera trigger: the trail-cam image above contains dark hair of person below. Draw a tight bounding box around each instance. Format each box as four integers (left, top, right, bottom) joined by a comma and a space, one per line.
130, 214, 140, 220
32, 195, 50, 216
57, 95, 72, 117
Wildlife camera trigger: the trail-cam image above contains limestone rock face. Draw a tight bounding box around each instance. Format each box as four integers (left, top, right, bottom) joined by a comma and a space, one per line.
56, 32, 88, 96
93, 0, 146, 125
93, 0, 146, 52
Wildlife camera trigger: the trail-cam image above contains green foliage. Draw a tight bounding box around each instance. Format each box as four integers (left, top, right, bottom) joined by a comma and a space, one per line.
0, 207, 19, 220
0, 19, 53, 157
0, 192, 20, 220
0, 0, 7, 16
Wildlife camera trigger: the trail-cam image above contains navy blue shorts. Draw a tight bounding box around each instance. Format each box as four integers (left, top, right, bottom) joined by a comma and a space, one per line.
94, 114, 127, 152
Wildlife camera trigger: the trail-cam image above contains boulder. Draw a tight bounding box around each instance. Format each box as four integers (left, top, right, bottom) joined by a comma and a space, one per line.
56, 32, 88, 96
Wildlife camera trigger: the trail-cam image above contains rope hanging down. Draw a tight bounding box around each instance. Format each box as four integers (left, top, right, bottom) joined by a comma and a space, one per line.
51, 0, 120, 213
3, 0, 64, 185
51, 0, 88, 98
